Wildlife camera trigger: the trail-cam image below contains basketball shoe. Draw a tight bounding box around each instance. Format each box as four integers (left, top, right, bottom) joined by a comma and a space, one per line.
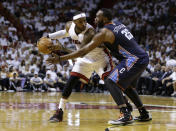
108, 107, 134, 125
134, 107, 152, 122
49, 108, 63, 122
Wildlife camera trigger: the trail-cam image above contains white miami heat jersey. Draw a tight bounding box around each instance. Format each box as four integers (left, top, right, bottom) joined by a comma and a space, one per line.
67, 22, 113, 81
68, 22, 93, 49
68, 22, 107, 62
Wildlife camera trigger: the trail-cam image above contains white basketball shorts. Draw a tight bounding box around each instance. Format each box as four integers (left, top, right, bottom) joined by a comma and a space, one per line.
70, 48, 113, 83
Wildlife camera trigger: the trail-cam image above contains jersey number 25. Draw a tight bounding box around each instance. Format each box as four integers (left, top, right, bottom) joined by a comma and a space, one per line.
121, 29, 133, 40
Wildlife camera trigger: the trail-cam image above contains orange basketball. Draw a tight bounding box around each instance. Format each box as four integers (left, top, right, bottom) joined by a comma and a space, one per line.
37, 37, 53, 54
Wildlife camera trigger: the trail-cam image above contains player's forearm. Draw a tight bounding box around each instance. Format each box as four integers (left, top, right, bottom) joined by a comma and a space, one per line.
60, 32, 104, 61
60, 48, 87, 61
60, 41, 97, 61
62, 47, 75, 53
48, 30, 69, 39
55, 43, 74, 53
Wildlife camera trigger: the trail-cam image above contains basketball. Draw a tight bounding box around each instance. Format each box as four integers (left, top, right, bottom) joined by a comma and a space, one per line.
37, 37, 53, 54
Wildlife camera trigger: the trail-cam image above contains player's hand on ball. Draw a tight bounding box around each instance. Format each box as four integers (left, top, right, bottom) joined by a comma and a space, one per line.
46, 53, 61, 64
55, 39, 64, 50
48, 40, 63, 52
47, 45, 58, 52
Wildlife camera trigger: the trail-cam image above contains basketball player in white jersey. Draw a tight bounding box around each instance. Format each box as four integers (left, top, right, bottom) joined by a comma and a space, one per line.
46, 11, 114, 122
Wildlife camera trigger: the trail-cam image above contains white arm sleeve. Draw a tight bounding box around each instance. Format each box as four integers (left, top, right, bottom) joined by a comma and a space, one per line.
48, 30, 69, 39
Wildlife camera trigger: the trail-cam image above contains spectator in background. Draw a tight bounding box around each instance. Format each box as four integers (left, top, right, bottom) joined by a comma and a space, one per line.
0, 66, 9, 91
137, 68, 151, 95
171, 81, 176, 97
22, 64, 30, 76
11, 56, 20, 69
19, 59, 26, 76
30, 72, 43, 91
156, 66, 173, 95
166, 55, 176, 67
60, 65, 70, 81
9, 72, 21, 91
43, 73, 57, 92
145, 64, 163, 95
162, 66, 176, 96
39, 65, 46, 77
89, 72, 102, 93
8, 66, 19, 78
29, 58, 39, 73
46, 66, 58, 82
18, 60, 28, 91
0, 34, 9, 53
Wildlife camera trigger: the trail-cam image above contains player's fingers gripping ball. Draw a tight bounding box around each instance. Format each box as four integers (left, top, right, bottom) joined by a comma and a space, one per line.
37, 37, 53, 54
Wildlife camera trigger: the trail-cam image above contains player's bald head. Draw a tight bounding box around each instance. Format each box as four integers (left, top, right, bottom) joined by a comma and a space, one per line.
99, 8, 112, 21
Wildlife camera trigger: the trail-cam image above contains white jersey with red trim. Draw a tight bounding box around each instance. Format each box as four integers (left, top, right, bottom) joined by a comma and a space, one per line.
68, 22, 106, 62
47, 21, 113, 82
68, 22, 92, 47
67, 22, 113, 82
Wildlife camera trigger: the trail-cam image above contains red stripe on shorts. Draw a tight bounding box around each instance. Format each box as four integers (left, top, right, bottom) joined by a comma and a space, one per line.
70, 72, 89, 83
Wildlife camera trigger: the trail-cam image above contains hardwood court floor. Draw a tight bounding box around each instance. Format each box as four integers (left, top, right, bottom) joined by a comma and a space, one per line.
0, 92, 176, 131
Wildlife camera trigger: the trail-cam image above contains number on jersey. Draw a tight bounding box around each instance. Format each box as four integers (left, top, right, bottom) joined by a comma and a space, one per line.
121, 29, 133, 40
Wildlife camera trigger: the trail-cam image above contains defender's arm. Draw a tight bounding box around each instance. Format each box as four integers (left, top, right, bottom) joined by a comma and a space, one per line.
59, 28, 114, 61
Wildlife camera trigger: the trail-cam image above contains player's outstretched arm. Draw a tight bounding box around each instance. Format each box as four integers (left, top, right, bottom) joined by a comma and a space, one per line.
44, 21, 74, 53
59, 28, 114, 61
47, 21, 71, 39
46, 28, 114, 64
55, 39, 75, 53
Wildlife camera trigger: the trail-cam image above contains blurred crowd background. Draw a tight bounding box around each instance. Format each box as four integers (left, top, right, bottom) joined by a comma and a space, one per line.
0, 0, 176, 97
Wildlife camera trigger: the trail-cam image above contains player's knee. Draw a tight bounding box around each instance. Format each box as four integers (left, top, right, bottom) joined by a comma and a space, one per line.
104, 78, 112, 85
62, 76, 80, 98
104, 78, 115, 90
62, 88, 72, 98
105, 78, 126, 91
124, 87, 133, 94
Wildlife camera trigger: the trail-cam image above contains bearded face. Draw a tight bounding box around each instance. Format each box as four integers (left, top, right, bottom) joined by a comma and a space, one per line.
95, 10, 105, 29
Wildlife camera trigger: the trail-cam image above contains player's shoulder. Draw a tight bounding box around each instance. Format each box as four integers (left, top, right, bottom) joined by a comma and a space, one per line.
101, 28, 112, 35
85, 23, 95, 34
65, 21, 73, 32
99, 27, 115, 43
